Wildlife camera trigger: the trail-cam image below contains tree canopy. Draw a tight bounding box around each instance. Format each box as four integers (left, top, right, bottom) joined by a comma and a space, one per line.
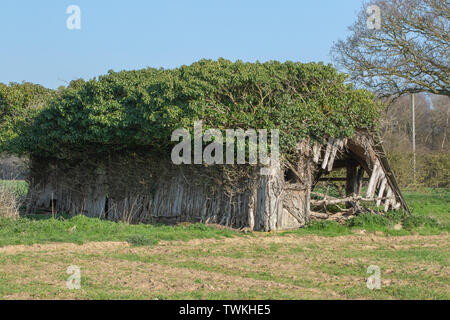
0, 82, 53, 153
9, 59, 383, 160
332, 0, 449, 97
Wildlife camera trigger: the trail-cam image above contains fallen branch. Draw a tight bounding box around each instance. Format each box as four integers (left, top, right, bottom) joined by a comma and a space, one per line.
311, 195, 391, 206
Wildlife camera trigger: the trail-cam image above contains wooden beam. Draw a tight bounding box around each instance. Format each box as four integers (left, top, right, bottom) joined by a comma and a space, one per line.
346, 163, 357, 209
345, 164, 358, 196
371, 134, 410, 213
384, 187, 393, 212
311, 195, 392, 206
318, 177, 369, 182
327, 141, 339, 171
313, 143, 321, 163
356, 166, 365, 196
321, 139, 334, 170
366, 160, 381, 198
376, 178, 387, 207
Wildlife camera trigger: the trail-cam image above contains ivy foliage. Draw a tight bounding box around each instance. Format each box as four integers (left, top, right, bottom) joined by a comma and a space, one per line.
0, 82, 54, 153
10, 59, 383, 159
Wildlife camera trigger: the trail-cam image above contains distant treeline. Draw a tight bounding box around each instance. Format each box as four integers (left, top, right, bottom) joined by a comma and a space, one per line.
388, 152, 449, 189
380, 93, 449, 189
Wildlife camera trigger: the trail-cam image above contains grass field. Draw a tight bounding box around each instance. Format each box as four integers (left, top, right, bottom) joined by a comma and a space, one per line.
0, 181, 448, 300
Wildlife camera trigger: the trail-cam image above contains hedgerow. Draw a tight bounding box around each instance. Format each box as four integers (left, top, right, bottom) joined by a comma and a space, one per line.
0, 82, 54, 153
8, 59, 383, 160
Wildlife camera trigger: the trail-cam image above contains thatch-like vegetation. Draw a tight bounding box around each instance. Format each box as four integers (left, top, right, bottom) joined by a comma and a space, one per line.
7, 59, 382, 162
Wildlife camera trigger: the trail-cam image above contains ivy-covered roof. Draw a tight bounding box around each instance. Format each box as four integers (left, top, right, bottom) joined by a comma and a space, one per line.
9, 59, 383, 159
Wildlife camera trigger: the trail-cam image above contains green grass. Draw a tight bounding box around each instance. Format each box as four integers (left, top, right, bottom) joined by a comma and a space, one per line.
0, 184, 448, 246
403, 188, 450, 223
282, 220, 352, 237
2, 231, 443, 300
283, 188, 449, 237
0, 187, 448, 300
0, 181, 239, 247
0, 214, 237, 247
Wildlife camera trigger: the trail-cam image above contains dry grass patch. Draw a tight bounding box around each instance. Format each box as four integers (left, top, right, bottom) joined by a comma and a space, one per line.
0, 234, 448, 300
0, 185, 20, 219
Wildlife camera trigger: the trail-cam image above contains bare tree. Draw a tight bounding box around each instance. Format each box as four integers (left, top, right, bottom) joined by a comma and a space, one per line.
332, 0, 449, 97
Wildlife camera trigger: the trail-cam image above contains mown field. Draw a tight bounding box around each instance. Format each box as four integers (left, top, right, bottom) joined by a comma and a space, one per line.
0, 181, 448, 300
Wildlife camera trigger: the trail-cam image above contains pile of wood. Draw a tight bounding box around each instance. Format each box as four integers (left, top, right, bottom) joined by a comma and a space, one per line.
308, 135, 408, 223
310, 191, 387, 223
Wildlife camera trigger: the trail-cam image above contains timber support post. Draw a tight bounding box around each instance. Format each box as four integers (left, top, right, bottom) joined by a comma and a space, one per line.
345, 163, 358, 208
356, 166, 364, 196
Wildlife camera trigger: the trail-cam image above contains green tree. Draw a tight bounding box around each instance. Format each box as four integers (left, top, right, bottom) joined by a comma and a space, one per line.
13, 59, 383, 160
0, 82, 53, 152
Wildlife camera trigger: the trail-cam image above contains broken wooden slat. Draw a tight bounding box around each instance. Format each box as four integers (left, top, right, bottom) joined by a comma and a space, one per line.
342, 138, 348, 147
376, 178, 387, 207
371, 134, 410, 213
391, 200, 397, 210
373, 168, 385, 202
310, 212, 329, 219
327, 139, 344, 172
321, 139, 334, 170
384, 187, 393, 212
312, 143, 321, 163
366, 160, 381, 198
373, 167, 384, 201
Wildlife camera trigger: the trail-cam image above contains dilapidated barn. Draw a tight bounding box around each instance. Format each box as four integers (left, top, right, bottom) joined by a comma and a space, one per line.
27, 130, 407, 231
21, 60, 408, 231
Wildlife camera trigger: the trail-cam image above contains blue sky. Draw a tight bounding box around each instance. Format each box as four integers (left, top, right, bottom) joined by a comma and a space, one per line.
0, 0, 365, 89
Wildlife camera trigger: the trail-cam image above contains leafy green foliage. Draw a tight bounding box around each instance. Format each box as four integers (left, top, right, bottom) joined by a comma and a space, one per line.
346, 213, 393, 228
127, 235, 159, 247
10, 59, 382, 159
0, 82, 53, 153
388, 152, 450, 188
402, 215, 440, 231
384, 210, 409, 224
344, 210, 448, 235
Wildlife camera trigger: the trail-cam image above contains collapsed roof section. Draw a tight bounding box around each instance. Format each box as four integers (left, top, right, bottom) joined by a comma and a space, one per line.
310, 131, 409, 214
